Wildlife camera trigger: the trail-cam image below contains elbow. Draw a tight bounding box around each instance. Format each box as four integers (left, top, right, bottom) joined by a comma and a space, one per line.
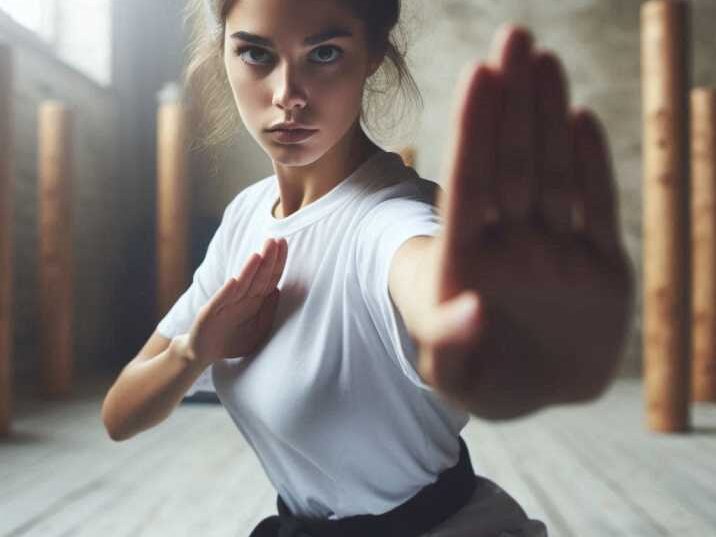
103, 417, 133, 443
102, 418, 124, 443
101, 394, 131, 442
105, 427, 127, 443
104, 420, 129, 442
101, 409, 123, 442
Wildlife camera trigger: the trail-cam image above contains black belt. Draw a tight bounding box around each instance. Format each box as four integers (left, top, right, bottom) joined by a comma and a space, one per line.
248, 436, 477, 537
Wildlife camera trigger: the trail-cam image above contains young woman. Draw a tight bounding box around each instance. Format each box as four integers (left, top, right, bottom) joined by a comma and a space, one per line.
102, 0, 634, 535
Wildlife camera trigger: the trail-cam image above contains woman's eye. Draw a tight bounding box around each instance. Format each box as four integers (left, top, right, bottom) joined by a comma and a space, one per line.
234, 45, 341, 66
236, 46, 273, 65
308, 45, 342, 64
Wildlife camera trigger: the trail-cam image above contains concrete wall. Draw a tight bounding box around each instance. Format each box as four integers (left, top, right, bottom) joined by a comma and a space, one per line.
54, 0, 113, 86
0, 11, 117, 385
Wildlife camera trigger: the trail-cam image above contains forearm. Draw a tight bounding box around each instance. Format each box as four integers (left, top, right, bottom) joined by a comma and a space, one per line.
389, 236, 437, 343
101, 334, 209, 441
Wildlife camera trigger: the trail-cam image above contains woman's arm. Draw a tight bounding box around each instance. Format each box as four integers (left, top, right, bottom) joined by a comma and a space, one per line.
101, 332, 210, 441
388, 232, 629, 421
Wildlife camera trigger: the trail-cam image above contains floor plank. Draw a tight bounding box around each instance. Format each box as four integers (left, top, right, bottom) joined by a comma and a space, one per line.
463, 421, 568, 535
540, 407, 716, 537
1, 375, 715, 537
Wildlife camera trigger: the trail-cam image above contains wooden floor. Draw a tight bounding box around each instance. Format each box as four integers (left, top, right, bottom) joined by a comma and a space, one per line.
1, 375, 715, 537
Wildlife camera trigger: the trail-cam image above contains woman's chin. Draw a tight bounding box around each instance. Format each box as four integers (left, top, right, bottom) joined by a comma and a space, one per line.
265, 143, 324, 168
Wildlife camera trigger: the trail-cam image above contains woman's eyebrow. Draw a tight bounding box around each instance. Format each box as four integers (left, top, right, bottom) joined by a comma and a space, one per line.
230, 26, 353, 47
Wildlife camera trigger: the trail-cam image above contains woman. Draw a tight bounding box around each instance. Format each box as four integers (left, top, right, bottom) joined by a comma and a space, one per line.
102, 0, 634, 535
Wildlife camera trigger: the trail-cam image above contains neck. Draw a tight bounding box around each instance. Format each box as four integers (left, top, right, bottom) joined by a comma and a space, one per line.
272, 123, 380, 219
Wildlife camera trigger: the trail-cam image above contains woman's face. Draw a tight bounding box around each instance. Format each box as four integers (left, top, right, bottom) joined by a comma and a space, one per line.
223, 0, 380, 167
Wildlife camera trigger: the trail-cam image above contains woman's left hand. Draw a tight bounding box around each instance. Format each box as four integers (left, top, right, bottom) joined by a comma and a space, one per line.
413, 25, 635, 417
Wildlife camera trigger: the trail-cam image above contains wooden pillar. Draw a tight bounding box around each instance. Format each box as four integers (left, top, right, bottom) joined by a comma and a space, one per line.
0, 45, 14, 435
691, 88, 716, 402
641, 0, 692, 432
38, 102, 74, 398
156, 83, 189, 320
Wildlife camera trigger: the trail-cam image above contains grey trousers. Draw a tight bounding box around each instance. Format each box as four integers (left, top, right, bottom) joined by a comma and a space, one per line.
421, 475, 549, 537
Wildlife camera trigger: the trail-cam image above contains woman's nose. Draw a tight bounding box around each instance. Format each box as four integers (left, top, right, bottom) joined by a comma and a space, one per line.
272, 63, 307, 111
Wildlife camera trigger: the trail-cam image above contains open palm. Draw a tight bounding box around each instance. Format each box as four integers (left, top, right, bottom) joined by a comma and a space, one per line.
415, 25, 635, 417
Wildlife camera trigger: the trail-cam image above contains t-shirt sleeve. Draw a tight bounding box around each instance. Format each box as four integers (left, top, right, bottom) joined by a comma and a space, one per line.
155, 198, 237, 395
354, 180, 442, 391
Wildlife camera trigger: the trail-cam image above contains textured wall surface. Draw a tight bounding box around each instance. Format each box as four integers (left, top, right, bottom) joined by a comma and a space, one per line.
0, 13, 117, 383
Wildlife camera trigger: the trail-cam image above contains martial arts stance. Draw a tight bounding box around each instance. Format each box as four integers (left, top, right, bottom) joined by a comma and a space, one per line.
102, 1, 634, 535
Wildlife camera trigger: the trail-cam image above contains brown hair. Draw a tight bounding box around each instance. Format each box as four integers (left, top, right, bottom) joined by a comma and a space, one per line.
183, 0, 422, 149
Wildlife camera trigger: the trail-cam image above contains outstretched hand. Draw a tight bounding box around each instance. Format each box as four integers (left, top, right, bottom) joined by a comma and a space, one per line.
413, 25, 635, 417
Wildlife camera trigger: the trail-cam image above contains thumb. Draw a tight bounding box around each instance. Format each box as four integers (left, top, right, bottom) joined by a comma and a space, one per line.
418, 291, 484, 398
427, 291, 482, 347
427, 292, 483, 348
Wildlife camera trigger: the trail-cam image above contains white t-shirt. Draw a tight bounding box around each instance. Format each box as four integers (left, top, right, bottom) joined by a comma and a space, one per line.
156, 149, 471, 519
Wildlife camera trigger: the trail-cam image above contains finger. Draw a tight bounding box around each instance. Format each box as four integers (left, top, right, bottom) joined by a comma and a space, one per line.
534, 50, 575, 236
491, 25, 537, 224
208, 276, 239, 313
572, 108, 622, 257
213, 253, 261, 312
438, 61, 500, 269
228, 238, 273, 304
488, 23, 514, 66
249, 239, 279, 297
266, 237, 288, 290
418, 292, 484, 395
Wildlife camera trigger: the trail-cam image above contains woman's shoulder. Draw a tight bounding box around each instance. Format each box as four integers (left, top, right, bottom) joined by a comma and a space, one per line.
353, 173, 442, 241
362, 172, 442, 210
359, 150, 442, 205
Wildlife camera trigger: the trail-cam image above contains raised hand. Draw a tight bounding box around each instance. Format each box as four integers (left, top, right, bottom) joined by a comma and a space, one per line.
414, 25, 635, 418
186, 237, 288, 367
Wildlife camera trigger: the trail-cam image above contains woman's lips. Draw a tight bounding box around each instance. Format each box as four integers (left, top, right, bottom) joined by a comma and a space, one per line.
268, 128, 318, 143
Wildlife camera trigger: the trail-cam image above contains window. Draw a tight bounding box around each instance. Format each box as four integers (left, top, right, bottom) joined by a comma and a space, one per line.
0, 1, 58, 42
0, 0, 112, 86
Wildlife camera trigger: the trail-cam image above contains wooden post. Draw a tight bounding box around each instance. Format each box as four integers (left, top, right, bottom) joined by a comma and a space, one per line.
641, 0, 692, 432
156, 83, 189, 320
38, 102, 74, 398
0, 44, 14, 435
399, 146, 416, 168
691, 87, 716, 402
